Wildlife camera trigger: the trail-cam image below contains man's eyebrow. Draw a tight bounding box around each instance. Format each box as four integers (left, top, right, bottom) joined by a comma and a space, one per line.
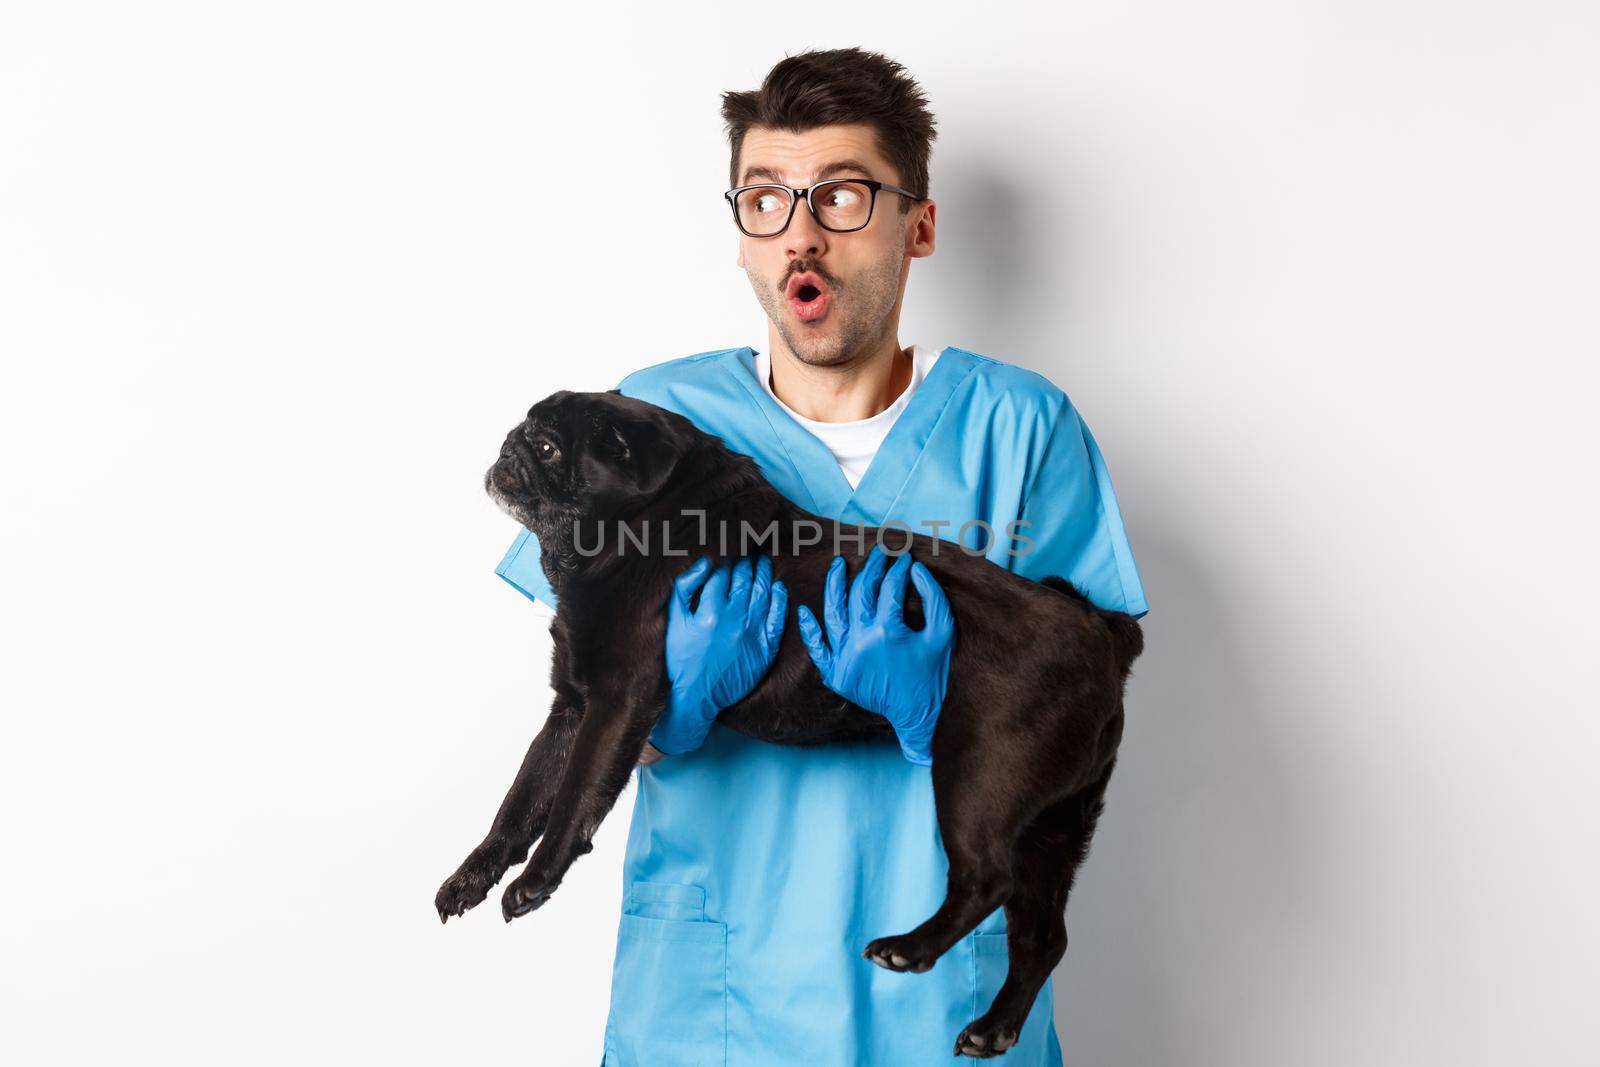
739, 159, 877, 185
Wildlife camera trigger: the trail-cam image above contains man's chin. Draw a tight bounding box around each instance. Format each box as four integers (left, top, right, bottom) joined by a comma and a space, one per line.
784, 338, 854, 369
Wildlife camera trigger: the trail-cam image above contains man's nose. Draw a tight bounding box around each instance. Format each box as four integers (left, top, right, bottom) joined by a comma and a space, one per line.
783, 194, 829, 257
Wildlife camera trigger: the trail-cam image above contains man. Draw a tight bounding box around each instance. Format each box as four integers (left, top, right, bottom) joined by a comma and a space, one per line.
494, 47, 1148, 1066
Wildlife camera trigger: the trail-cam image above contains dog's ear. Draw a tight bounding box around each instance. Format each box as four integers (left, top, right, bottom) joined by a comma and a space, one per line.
608, 422, 633, 463
607, 419, 678, 497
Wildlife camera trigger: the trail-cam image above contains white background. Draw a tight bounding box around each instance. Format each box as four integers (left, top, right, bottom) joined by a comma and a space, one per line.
3, 2, 1596, 1064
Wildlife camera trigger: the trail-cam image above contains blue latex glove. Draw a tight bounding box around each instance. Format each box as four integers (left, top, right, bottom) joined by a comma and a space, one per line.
795, 545, 955, 766
651, 554, 789, 756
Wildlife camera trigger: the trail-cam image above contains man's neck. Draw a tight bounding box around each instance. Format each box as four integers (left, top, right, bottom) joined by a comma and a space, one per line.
765, 339, 913, 423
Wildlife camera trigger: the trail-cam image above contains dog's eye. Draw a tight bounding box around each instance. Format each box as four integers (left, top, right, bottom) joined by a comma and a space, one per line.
535, 439, 559, 462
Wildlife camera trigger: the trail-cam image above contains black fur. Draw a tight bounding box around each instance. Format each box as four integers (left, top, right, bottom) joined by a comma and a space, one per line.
435, 389, 1144, 1058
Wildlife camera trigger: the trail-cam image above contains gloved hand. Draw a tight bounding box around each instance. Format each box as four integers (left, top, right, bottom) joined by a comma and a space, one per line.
651, 554, 789, 757
795, 544, 955, 766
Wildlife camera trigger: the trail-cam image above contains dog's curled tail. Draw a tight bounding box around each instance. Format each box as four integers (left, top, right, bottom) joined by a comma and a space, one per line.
1040, 576, 1145, 670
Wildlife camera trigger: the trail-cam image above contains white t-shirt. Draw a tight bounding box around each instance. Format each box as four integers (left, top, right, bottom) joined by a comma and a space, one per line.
754, 344, 943, 490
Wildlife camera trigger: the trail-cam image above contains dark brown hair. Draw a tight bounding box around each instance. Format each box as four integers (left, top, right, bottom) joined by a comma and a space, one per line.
721, 48, 938, 217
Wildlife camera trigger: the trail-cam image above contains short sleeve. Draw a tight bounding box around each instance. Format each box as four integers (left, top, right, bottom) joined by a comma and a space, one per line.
496, 527, 559, 616
1010, 402, 1149, 618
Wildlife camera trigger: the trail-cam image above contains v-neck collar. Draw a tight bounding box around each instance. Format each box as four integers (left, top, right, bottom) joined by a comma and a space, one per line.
724, 345, 977, 525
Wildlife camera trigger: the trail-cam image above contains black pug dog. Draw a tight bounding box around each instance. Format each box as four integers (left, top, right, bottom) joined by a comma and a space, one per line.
436, 388, 1144, 1058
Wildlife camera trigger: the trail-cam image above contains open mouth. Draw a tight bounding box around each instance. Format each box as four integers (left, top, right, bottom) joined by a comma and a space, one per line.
788, 276, 831, 321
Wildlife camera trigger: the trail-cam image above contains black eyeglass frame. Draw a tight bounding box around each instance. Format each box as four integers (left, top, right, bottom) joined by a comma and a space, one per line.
723, 178, 926, 237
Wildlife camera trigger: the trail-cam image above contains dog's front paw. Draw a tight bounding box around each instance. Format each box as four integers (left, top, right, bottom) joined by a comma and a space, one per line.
501, 871, 557, 922
435, 845, 506, 923
861, 933, 939, 974
954, 1016, 1020, 1059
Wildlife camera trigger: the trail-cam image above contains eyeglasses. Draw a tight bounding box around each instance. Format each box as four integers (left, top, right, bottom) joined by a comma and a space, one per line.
723, 178, 924, 238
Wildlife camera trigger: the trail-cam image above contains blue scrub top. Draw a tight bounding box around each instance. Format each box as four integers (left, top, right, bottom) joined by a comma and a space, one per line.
496, 345, 1148, 1067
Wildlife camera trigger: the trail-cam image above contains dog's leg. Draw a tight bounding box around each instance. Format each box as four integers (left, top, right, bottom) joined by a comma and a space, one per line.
500, 670, 663, 920
862, 749, 1034, 975
952, 755, 1117, 1059
435, 633, 586, 923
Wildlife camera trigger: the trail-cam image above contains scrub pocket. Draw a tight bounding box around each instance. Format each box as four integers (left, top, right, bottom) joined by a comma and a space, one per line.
601, 883, 727, 1067
974, 932, 1055, 1058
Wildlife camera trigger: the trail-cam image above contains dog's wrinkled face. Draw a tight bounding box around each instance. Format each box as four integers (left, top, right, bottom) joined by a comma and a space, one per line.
486, 389, 691, 533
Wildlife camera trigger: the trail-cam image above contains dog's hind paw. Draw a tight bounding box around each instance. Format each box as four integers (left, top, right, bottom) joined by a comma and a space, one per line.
954, 1018, 1019, 1058
861, 934, 938, 974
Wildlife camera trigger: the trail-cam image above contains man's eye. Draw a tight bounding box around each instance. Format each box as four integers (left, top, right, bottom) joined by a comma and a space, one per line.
753, 193, 782, 214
